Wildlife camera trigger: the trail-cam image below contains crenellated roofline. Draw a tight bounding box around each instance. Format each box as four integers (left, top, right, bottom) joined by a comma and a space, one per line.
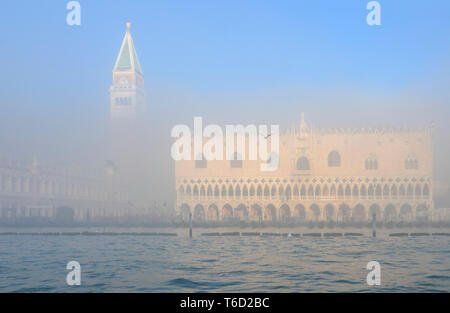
283, 114, 434, 136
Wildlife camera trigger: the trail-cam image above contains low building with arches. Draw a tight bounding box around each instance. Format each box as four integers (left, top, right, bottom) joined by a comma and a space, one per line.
175, 115, 434, 223
0, 158, 131, 224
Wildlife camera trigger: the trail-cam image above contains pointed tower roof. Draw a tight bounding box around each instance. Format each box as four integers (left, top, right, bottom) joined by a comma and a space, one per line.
113, 22, 143, 75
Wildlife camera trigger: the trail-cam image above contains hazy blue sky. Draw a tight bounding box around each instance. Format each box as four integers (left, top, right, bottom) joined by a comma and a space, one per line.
0, 1, 449, 173
2, 1, 449, 104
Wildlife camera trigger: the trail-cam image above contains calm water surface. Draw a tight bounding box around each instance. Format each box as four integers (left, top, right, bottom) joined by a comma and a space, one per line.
0, 227, 449, 292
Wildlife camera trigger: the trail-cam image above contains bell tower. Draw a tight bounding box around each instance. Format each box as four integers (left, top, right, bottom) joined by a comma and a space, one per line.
108, 22, 149, 206
109, 22, 145, 120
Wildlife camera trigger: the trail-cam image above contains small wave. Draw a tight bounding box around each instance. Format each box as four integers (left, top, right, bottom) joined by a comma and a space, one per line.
14, 286, 55, 293
332, 279, 360, 285
166, 277, 242, 290
218, 270, 246, 277
317, 271, 338, 276
240, 261, 256, 265
425, 275, 450, 280
174, 266, 204, 272
316, 260, 341, 264
166, 278, 203, 288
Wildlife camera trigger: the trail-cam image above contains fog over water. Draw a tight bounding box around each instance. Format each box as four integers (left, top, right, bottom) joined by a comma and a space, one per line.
1, 72, 450, 208
0, 2, 449, 210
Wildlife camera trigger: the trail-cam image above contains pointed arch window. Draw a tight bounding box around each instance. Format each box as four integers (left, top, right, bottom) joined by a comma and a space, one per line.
228, 185, 234, 198
293, 185, 299, 198
186, 185, 192, 198
296, 156, 310, 170
243, 185, 249, 198
271, 185, 277, 198
221, 185, 227, 198
405, 154, 419, 170
285, 185, 292, 200
193, 185, 199, 199
235, 185, 241, 199
423, 184, 430, 199
257, 185, 262, 199
250, 185, 256, 198
264, 185, 270, 199
301, 185, 307, 198
200, 185, 206, 197
178, 185, 185, 198
214, 185, 219, 197
365, 155, 378, 170
328, 151, 341, 167
207, 185, 213, 197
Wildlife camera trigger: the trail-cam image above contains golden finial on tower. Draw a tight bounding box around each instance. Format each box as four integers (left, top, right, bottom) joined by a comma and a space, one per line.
126, 22, 131, 30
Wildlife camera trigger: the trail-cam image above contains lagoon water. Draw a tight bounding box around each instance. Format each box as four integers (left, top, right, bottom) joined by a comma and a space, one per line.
0, 227, 449, 292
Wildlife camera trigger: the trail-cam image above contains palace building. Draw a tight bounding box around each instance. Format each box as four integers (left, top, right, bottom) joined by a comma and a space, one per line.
175, 114, 434, 223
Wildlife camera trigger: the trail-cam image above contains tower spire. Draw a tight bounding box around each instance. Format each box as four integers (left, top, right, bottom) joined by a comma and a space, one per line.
113, 22, 143, 75
109, 22, 146, 120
